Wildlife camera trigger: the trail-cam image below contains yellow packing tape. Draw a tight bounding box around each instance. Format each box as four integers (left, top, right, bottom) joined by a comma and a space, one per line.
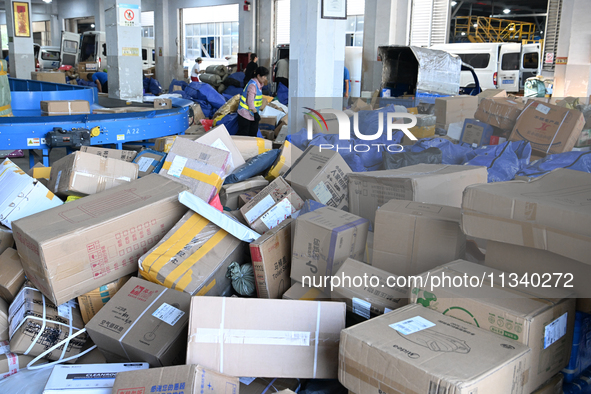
195, 279, 217, 296
141, 213, 208, 281
256, 138, 269, 155
164, 229, 227, 290
265, 155, 286, 181
162, 161, 223, 192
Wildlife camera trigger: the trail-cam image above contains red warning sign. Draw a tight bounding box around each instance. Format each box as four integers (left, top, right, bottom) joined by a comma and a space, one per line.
124, 9, 134, 21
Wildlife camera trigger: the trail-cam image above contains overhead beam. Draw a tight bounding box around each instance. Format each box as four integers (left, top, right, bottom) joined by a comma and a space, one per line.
491, 13, 548, 17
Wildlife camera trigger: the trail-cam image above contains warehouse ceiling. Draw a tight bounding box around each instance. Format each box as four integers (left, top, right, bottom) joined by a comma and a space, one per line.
453, 0, 549, 18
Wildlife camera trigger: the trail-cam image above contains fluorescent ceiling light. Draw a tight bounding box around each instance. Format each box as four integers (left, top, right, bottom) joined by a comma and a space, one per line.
91, 24, 95, 28
503, 8, 511, 14
461, 32, 466, 36
473, 23, 478, 27
451, 1, 457, 6
42, 0, 52, 3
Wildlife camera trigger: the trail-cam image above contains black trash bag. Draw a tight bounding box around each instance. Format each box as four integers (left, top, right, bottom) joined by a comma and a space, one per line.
224, 149, 281, 184
382, 147, 442, 170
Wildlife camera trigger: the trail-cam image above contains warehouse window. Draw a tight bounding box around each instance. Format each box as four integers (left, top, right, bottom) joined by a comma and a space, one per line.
457, 53, 490, 69
142, 12, 154, 38
182, 5, 239, 62
345, 15, 364, 47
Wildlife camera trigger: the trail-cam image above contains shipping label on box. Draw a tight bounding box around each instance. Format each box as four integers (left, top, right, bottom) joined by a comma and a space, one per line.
331, 258, 408, 318
460, 118, 494, 147
186, 296, 346, 378
112, 365, 239, 394
139, 211, 245, 296
250, 219, 292, 299
159, 139, 230, 203
291, 207, 369, 289
12, 175, 188, 305
285, 145, 351, 210
240, 177, 304, 234
80, 146, 137, 162
410, 259, 575, 393
85, 277, 191, 367
195, 124, 246, 173
510, 101, 585, 155
132, 150, 166, 177
339, 304, 531, 394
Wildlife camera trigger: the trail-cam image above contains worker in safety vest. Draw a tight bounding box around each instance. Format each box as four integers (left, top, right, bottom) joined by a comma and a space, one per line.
237, 66, 269, 137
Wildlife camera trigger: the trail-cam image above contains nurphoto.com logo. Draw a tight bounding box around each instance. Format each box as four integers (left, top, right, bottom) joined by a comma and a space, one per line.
304, 108, 419, 153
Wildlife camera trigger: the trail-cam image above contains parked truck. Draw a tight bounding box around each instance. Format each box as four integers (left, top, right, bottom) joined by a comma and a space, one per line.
430, 42, 541, 92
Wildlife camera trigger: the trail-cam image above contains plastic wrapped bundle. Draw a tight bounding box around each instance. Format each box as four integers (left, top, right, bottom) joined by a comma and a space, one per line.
226, 262, 255, 296
205, 65, 228, 77
0, 60, 12, 117
200, 73, 222, 87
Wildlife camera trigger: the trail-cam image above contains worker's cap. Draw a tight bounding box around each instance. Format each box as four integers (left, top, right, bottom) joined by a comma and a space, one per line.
196, 57, 203, 62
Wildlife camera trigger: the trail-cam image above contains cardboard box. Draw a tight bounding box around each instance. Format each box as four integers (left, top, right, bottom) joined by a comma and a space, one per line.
410, 260, 575, 393
240, 177, 304, 234
48, 151, 139, 197
40, 100, 90, 116
86, 277, 191, 367
139, 210, 245, 296
291, 206, 369, 288
282, 282, 331, 300
195, 124, 246, 173
78, 62, 99, 72
0, 248, 25, 303
351, 98, 372, 112
434, 96, 478, 129
231, 136, 273, 161
154, 98, 172, 109
77, 275, 132, 325
460, 118, 494, 147
0, 226, 14, 256
12, 174, 188, 306
259, 116, 278, 131
484, 240, 591, 306
461, 168, 591, 265
91, 107, 127, 114
339, 303, 531, 394
159, 138, 230, 203
250, 218, 292, 299
0, 299, 8, 341
477, 88, 507, 104
372, 200, 465, 276
266, 141, 303, 182
191, 103, 206, 123
238, 191, 260, 208
112, 365, 239, 394
510, 101, 585, 155
348, 164, 488, 227
43, 363, 149, 394
274, 116, 289, 137
331, 258, 408, 318
220, 176, 269, 210
0, 341, 35, 380
285, 145, 352, 210
240, 377, 301, 394
80, 146, 137, 162
576, 129, 591, 148
133, 150, 167, 177
31, 71, 66, 84
153, 135, 195, 153
474, 98, 525, 131
0, 159, 63, 230
186, 296, 346, 378
9, 284, 88, 361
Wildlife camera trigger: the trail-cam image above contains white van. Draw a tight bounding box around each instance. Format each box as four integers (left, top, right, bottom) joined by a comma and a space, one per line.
142, 37, 155, 70
430, 42, 541, 92
60, 31, 108, 71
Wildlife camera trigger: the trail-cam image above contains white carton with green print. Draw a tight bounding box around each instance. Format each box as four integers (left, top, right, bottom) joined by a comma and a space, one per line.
410, 259, 575, 394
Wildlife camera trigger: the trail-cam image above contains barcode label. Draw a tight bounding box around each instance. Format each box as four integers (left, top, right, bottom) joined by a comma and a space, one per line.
58, 304, 72, 321
544, 312, 568, 349
536, 104, 551, 115
199, 152, 211, 162
137, 157, 155, 172
352, 298, 371, 319
168, 156, 188, 178
313, 181, 332, 205
152, 303, 185, 326
260, 198, 293, 230
390, 316, 435, 335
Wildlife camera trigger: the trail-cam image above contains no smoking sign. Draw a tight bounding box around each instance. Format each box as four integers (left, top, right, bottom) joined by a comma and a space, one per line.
118, 3, 140, 27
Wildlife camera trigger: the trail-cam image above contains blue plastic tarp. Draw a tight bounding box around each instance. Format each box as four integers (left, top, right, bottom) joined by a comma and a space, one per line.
277, 82, 288, 105
185, 82, 227, 113
144, 77, 162, 95
225, 149, 280, 184
516, 151, 591, 178
168, 79, 188, 93
464, 141, 530, 182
